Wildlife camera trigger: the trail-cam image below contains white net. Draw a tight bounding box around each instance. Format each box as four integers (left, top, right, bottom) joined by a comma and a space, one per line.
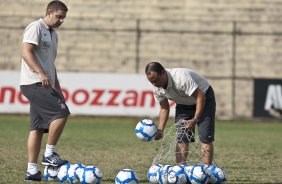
152, 120, 219, 166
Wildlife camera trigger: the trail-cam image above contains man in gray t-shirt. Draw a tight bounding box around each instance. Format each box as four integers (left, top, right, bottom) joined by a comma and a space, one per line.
20, 1, 69, 181
145, 61, 216, 165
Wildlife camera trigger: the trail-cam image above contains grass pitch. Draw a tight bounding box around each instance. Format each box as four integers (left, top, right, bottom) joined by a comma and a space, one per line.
0, 115, 281, 183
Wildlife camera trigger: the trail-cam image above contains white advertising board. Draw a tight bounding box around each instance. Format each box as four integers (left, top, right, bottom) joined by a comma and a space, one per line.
0, 71, 175, 117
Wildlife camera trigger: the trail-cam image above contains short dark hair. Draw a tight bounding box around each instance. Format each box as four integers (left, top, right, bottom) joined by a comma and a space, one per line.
145, 61, 165, 75
46, 0, 68, 15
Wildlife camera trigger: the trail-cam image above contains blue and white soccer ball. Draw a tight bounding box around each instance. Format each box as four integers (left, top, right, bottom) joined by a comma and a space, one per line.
79, 166, 103, 184
43, 165, 58, 181
156, 165, 172, 184
167, 165, 188, 184
182, 164, 193, 177
206, 165, 226, 184
147, 164, 163, 184
57, 163, 72, 182
135, 119, 158, 142
67, 163, 85, 184
115, 169, 139, 184
188, 164, 210, 184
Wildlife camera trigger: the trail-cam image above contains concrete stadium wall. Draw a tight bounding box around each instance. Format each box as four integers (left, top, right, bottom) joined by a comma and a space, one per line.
1, 0, 282, 119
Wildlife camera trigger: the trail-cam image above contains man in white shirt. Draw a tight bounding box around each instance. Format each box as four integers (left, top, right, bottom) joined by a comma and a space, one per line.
20, 1, 69, 181
145, 61, 216, 165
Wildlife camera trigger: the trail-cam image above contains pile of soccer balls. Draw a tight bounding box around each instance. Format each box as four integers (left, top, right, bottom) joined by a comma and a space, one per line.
43, 163, 102, 184
135, 119, 227, 184
114, 164, 226, 184
147, 163, 226, 184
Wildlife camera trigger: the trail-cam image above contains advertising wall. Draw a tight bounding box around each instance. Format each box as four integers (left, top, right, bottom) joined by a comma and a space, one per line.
0, 71, 175, 117
253, 79, 282, 119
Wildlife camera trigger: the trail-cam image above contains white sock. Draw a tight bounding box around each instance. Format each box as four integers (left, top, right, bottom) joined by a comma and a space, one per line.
44, 144, 56, 157
27, 163, 38, 175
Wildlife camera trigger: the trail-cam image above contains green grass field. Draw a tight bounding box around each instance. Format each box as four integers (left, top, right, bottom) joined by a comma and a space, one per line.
0, 115, 282, 184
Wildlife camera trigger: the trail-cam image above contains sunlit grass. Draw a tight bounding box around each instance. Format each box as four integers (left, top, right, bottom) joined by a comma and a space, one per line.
0, 115, 282, 183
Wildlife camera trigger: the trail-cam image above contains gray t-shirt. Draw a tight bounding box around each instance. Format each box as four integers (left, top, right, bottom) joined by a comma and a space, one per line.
153, 68, 210, 105
20, 18, 58, 88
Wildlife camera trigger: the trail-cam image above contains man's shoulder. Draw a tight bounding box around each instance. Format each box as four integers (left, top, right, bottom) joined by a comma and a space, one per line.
25, 19, 43, 31
166, 68, 192, 78
166, 67, 192, 72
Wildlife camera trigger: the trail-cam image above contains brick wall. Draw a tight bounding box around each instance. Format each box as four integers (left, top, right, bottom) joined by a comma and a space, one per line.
1, 0, 282, 118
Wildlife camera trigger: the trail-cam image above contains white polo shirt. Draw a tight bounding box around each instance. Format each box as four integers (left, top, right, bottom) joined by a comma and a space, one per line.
153, 68, 210, 105
20, 18, 58, 88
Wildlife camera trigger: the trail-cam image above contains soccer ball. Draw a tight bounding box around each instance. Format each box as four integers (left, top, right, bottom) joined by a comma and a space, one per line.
188, 165, 210, 184
182, 164, 193, 177
43, 165, 58, 181
206, 165, 226, 184
147, 164, 163, 184
79, 166, 103, 184
67, 163, 85, 184
57, 163, 72, 182
156, 165, 172, 184
167, 165, 188, 184
115, 169, 139, 184
135, 119, 158, 142
193, 164, 217, 184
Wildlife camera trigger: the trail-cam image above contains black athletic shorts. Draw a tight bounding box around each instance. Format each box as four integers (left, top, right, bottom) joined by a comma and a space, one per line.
175, 86, 216, 143
20, 82, 70, 132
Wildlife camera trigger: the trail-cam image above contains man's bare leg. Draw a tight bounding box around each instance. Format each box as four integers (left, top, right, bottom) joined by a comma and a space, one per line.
42, 117, 69, 167
201, 142, 213, 165
47, 117, 68, 145
28, 129, 44, 163
176, 143, 189, 164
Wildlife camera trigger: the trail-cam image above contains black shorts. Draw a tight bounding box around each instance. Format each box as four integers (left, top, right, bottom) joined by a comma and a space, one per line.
20, 83, 70, 132
175, 86, 216, 143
